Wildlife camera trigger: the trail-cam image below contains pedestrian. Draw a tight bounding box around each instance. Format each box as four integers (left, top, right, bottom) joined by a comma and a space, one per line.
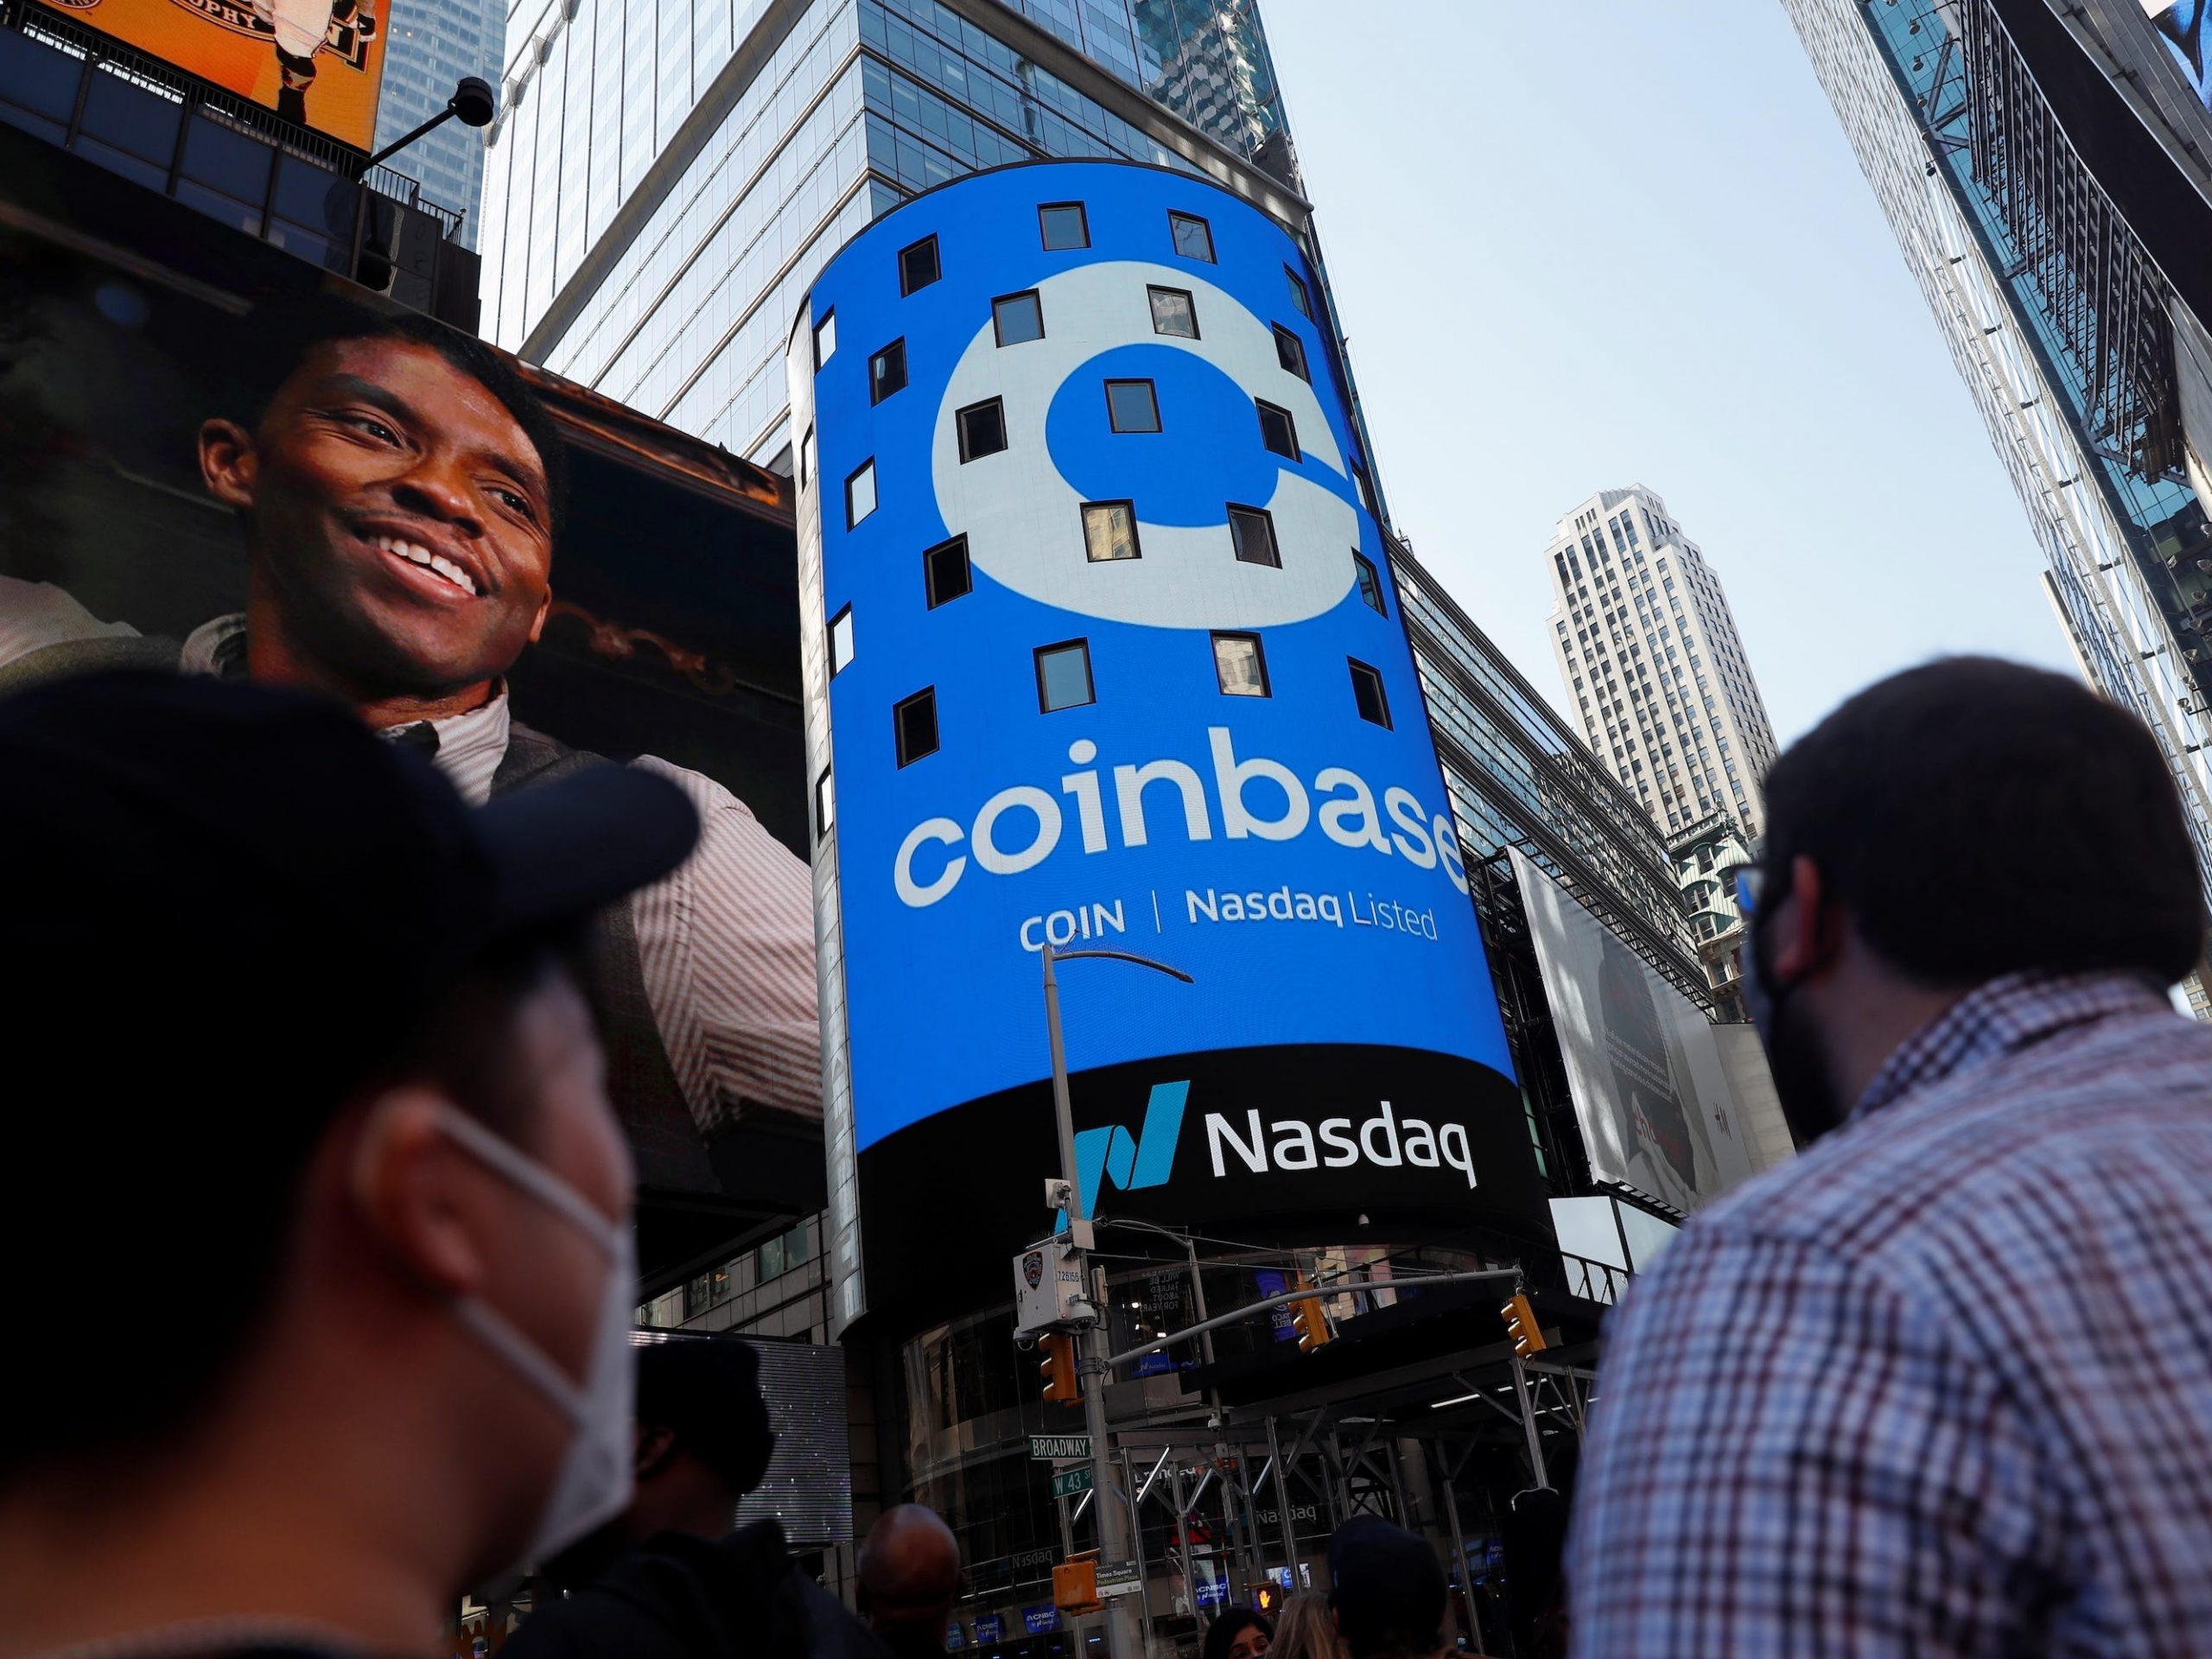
502, 1338, 888, 1659
857, 1504, 962, 1659
1203, 1607, 1274, 1659
1266, 1592, 1342, 1659
1567, 657, 2212, 1655
0, 671, 702, 1658
1325, 1518, 1448, 1659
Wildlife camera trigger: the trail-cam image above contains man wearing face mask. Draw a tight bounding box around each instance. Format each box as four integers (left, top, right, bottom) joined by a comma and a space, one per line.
1565, 658, 2212, 1656
0, 671, 701, 1659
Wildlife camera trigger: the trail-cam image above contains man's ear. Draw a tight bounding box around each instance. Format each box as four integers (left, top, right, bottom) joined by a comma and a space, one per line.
348, 1090, 493, 1297
199, 417, 258, 512
634, 1424, 678, 1481
1768, 854, 1835, 983
526, 583, 554, 645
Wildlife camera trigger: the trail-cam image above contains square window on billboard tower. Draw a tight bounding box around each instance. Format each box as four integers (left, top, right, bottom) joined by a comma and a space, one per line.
1082, 500, 1141, 562
829, 604, 855, 676
1350, 658, 1392, 728
814, 309, 836, 367
1034, 640, 1096, 712
1273, 324, 1309, 382
1255, 400, 1298, 459
1148, 286, 1198, 338
1228, 505, 1280, 567
894, 688, 939, 766
899, 234, 940, 295
925, 536, 972, 607
869, 339, 907, 404
1212, 632, 1269, 696
1285, 265, 1313, 319
1105, 379, 1160, 433
957, 400, 1007, 461
993, 290, 1045, 346
1169, 211, 1215, 262
1039, 202, 1090, 250
845, 460, 876, 527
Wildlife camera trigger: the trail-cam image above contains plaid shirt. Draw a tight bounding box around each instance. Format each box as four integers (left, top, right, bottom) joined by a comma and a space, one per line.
1566, 970, 2212, 1657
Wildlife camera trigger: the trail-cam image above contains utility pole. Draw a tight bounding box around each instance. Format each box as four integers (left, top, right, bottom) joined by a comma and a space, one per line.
1042, 941, 1191, 1659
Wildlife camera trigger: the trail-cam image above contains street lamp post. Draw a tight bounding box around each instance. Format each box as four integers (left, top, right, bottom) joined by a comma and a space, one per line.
1041, 940, 1191, 1659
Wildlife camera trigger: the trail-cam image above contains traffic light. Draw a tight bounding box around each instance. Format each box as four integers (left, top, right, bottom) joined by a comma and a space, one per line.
1039, 1332, 1082, 1403
1052, 1559, 1100, 1613
1255, 1582, 1280, 1616
1501, 1292, 1548, 1358
1289, 1276, 1332, 1352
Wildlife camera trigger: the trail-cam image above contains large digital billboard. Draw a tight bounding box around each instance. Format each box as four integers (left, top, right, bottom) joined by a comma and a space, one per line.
791, 162, 1543, 1321
38, 0, 389, 149
0, 137, 819, 1287
1510, 850, 1759, 1212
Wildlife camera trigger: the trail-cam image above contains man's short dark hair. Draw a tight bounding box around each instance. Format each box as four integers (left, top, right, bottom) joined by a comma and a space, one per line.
636, 1337, 775, 1497
1760, 657, 2206, 987
232, 294, 569, 540
1327, 1517, 1444, 1659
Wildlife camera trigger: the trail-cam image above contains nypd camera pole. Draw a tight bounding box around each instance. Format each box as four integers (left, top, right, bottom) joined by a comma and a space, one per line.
1044, 940, 1191, 1654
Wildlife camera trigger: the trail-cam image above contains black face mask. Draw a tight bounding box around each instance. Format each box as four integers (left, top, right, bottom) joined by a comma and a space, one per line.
1742, 892, 1849, 1147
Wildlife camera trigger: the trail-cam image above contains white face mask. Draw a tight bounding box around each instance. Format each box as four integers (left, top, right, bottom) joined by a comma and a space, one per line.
435, 1106, 638, 1570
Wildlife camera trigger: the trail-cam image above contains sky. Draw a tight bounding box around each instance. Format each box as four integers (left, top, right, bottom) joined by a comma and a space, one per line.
1260, 0, 2081, 748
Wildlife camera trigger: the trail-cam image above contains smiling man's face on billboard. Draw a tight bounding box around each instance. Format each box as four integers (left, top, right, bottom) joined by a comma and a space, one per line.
198, 336, 556, 712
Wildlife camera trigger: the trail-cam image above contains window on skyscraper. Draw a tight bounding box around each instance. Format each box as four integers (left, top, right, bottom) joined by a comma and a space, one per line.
1212, 632, 1269, 696
1354, 552, 1387, 614
845, 460, 876, 526
1034, 640, 1096, 713
925, 536, 972, 607
894, 688, 938, 766
1285, 265, 1312, 319
957, 399, 1007, 461
1082, 501, 1141, 562
899, 234, 941, 296
1228, 506, 1280, 568
1148, 286, 1199, 338
1039, 201, 1090, 250
1255, 400, 1298, 458
993, 289, 1045, 346
1169, 211, 1215, 262
829, 606, 854, 677
1350, 659, 1391, 729
1106, 379, 1161, 433
869, 339, 907, 404
1273, 325, 1309, 382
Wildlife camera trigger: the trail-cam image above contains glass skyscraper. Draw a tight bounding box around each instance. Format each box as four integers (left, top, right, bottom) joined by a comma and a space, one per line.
370, 0, 505, 246
1784, 0, 2212, 974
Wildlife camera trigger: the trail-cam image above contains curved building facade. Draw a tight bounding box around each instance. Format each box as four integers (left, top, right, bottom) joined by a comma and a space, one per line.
786, 160, 1544, 1332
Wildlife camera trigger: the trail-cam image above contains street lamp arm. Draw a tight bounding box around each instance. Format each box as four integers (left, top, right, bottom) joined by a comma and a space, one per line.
1101, 1268, 1522, 1370
1046, 945, 1194, 982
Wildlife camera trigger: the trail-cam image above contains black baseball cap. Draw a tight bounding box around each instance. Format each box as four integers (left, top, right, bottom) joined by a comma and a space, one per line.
1328, 1516, 1446, 1657
0, 671, 700, 1078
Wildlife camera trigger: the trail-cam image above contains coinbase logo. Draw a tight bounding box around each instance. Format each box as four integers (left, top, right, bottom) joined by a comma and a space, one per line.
930, 261, 1362, 630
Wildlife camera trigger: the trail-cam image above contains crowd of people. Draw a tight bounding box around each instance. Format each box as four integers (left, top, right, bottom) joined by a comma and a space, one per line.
2, 292, 2208, 1658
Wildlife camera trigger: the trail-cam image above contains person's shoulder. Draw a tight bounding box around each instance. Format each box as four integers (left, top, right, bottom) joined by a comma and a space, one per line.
627, 753, 760, 823
1680, 1001, 2212, 1271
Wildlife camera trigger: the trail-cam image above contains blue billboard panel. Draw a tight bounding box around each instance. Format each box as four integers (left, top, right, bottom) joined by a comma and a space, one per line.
791, 162, 1538, 1313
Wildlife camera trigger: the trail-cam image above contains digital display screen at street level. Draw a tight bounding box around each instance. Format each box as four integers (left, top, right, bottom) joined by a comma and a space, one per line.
38, 0, 390, 150
791, 162, 1546, 1317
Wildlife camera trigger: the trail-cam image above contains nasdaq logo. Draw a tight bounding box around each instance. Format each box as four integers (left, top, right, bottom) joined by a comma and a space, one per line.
1070, 1079, 1190, 1223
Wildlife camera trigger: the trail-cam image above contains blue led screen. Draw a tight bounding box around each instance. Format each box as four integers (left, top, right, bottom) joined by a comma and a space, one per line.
797, 164, 1532, 1294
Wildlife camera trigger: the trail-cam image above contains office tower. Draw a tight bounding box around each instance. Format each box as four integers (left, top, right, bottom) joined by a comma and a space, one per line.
1546, 487, 1780, 841
477, 0, 1321, 475
369, 0, 504, 245
1783, 0, 2212, 981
